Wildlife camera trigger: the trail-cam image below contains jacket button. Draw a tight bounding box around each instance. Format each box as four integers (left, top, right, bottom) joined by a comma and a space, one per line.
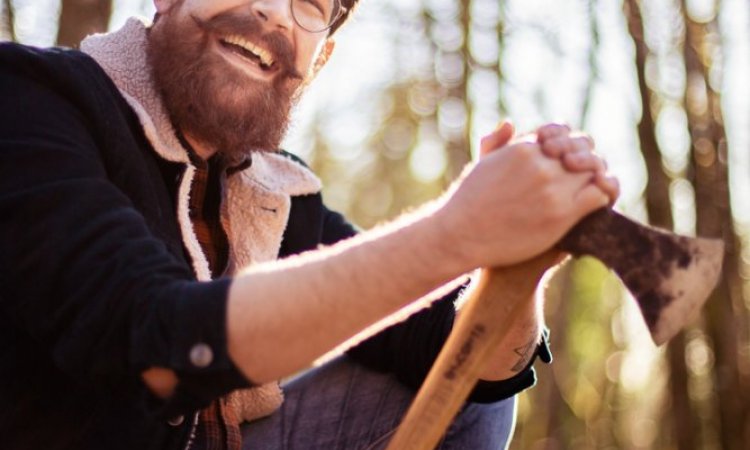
189, 343, 213, 368
167, 415, 185, 427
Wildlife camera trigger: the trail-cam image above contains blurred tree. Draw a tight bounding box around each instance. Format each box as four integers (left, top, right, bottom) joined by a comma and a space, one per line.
622, 2, 695, 450
423, 0, 472, 181
579, 0, 600, 127
56, 0, 112, 48
1, 0, 15, 41
448, 0, 471, 174
336, 81, 446, 227
510, 3, 623, 449
680, 1, 747, 449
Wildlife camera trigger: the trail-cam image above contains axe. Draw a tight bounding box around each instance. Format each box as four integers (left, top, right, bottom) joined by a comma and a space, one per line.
386, 208, 724, 450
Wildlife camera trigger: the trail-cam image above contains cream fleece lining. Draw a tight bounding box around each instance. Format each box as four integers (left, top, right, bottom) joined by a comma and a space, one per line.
81, 17, 322, 423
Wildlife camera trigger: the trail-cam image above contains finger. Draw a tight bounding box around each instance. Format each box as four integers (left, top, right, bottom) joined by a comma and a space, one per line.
594, 172, 621, 206
540, 135, 594, 158
564, 165, 619, 206
562, 150, 607, 173
536, 123, 571, 143
571, 183, 610, 220
480, 120, 515, 157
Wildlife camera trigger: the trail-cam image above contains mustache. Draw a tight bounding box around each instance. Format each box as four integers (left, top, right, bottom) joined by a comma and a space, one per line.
191, 11, 303, 81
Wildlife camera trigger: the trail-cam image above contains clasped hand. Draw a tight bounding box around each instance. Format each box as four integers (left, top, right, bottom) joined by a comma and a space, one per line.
437, 121, 620, 269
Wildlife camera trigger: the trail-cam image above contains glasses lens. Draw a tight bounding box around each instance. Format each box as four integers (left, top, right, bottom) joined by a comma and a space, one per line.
292, 0, 342, 32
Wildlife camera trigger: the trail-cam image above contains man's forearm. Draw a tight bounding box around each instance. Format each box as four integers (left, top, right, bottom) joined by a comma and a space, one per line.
143, 206, 469, 397
453, 260, 552, 381
470, 291, 543, 381
143, 126, 615, 397
226, 204, 470, 384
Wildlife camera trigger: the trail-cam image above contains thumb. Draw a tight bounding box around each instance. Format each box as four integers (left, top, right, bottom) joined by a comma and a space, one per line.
480, 120, 515, 158
571, 184, 610, 221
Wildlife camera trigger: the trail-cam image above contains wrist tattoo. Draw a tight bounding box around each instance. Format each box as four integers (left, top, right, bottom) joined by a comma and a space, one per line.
510, 336, 538, 373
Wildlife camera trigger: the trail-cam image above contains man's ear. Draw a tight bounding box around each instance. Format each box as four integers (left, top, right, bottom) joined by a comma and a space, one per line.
311, 39, 336, 78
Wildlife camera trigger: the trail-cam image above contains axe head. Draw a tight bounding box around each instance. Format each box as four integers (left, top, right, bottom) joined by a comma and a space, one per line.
559, 209, 725, 346
626, 235, 724, 345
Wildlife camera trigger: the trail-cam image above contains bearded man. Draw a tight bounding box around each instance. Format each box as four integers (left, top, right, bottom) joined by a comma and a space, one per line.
0, 1, 619, 449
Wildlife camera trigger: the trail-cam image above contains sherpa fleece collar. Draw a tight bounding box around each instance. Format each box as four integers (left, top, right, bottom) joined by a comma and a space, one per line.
80, 17, 322, 281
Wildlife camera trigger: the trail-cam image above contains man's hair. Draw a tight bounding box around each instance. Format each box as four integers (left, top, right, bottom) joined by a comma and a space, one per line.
328, 0, 360, 35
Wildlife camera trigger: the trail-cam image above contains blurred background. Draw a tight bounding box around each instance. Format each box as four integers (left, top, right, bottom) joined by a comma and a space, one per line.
2, 0, 748, 448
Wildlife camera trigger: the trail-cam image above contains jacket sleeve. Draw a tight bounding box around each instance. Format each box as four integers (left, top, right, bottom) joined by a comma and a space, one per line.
0, 51, 248, 415
318, 206, 553, 403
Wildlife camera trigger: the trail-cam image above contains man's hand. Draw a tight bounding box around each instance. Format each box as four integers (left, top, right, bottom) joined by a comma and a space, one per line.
483, 121, 619, 205
536, 123, 620, 205
453, 120, 618, 381
435, 121, 616, 270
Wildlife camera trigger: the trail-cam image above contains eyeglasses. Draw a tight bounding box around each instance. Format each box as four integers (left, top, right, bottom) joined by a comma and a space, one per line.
290, 0, 346, 33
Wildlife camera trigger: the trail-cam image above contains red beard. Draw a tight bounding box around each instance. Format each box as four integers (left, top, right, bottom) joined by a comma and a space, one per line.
147, 8, 304, 156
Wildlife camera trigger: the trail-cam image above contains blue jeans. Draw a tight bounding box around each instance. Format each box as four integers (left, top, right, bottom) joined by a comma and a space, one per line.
241, 356, 517, 449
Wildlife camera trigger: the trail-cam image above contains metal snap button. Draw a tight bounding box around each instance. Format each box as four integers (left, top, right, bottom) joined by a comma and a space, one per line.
189, 343, 213, 368
167, 415, 185, 427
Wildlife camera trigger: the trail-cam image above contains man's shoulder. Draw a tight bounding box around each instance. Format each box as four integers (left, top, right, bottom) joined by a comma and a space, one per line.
0, 42, 116, 98
0, 41, 135, 133
0, 42, 97, 74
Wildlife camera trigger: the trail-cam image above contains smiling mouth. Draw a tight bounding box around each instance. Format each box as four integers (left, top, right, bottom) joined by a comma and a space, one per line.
218, 34, 277, 72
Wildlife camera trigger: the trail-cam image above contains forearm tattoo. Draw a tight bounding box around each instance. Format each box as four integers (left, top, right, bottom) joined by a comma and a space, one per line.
510, 337, 538, 372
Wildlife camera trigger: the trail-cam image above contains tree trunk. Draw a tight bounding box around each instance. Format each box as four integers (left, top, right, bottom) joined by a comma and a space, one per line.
495, 3, 507, 118
623, 2, 696, 450
445, 0, 472, 179
579, 0, 599, 128
56, 0, 112, 48
680, 2, 746, 449
1, 0, 15, 42
622, 0, 673, 230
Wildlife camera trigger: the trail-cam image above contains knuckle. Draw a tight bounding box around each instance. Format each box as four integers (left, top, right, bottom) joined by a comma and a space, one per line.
541, 140, 562, 157
539, 122, 570, 134
556, 138, 575, 154
542, 195, 566, 220
571, 151, 591, 168
561, 151, 578, 166
571, 133, 595, 148
573, 138, 591, 153
512, 142, 539, 161
546, 136, 564, 146
534, 162, 556, 183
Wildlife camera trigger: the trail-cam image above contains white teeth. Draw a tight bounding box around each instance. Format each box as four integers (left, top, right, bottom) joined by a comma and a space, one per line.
223, 35, 275, 67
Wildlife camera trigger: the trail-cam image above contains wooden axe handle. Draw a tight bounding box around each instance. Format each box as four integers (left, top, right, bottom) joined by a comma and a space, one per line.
386, 255, 555, 450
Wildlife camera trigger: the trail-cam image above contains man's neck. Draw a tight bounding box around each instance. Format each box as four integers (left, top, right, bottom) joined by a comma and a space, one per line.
184, 132, 217, 161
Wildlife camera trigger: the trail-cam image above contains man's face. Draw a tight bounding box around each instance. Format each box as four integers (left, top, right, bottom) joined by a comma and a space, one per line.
148, 0, 332, 156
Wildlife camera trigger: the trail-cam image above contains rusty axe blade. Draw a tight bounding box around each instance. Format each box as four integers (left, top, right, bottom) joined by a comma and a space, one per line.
558, 208, 724, 345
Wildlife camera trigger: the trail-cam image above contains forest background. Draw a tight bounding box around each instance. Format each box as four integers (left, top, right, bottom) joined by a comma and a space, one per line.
2, 0, 748, 449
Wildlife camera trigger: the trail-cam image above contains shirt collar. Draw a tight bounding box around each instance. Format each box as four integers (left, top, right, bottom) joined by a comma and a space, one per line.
175, 128, 252, 174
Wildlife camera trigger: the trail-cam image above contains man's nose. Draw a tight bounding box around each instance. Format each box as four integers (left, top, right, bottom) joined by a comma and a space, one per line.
251, 0, 295, 32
